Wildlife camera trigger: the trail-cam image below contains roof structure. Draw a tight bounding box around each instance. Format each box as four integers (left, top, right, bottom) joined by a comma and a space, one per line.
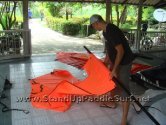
3, 0, 166, 8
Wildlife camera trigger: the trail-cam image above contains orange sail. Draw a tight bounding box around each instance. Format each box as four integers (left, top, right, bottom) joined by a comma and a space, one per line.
30, 54, 116, 112
56, 52, 89, 69
56, 52, 151, 74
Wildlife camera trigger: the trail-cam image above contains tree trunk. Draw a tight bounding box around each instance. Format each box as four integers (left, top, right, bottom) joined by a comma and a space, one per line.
115, 5, 120, 27
66, 10, 68, 20
110, 4, 113, 23
18, 2, 23, 16
70, 13, 72, 18
120, 5, 127, 24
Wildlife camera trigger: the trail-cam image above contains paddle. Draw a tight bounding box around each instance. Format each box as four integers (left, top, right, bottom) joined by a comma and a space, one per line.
83, 46, 160, 125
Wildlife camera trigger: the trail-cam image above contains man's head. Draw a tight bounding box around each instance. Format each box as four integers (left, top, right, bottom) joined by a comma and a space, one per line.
90, 14, 105, 31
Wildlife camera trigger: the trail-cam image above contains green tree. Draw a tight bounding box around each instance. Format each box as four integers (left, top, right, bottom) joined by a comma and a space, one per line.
45, 2, 64, 17
59, 3, 72, 20
142, 7, 155, 21
114, 5, 128, 26
0, 1, 18, 30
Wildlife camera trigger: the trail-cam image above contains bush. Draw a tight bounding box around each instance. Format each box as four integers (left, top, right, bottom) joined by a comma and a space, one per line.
61, 22, 81, 35
79, 25, 87, 36
45, 16, 93, 36
45, 16, 64, 31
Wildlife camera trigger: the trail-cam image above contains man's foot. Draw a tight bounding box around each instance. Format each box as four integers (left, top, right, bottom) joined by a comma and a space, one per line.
121, 122, 130, 125
132, 102, 141, 113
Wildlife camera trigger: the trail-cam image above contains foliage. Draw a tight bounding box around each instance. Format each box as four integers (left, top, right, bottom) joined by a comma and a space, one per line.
28, 2, 157, 34
45, 16, 94, 36
142, 7, 159, 25
28, 2, 48, 18
0, 1, 18, 30
62, 22, 81, 35
16, 16, 23, 23
45, 2, 64, 17
39, 2, 154, 28
142, 7, 155, 21
120, 23, 132, 29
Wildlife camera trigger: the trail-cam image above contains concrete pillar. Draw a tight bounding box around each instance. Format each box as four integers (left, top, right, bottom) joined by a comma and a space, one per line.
23, 0, 29, 29
23, 0, 31, 56
136, 0, 143, 51
106, 0, 111, 23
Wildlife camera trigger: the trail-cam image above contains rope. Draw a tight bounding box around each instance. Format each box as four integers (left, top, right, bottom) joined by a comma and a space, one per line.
0, 101, 29, 114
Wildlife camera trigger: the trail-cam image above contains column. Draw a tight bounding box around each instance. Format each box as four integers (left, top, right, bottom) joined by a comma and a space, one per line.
106, 0, 111, 23
23, 0, 31, 56
136, 0, 143, 51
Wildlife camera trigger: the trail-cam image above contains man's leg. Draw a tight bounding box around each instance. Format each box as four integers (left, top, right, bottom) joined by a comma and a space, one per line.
118, 63, 132, 125
121, 101, 130, 125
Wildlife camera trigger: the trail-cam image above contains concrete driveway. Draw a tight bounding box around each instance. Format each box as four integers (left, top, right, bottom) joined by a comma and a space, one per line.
29, 19, 104, 54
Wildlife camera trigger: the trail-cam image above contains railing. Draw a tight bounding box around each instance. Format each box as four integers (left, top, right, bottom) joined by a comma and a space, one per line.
0, 28, 165, 61
123, 29, 166, 52
123, 29, 137, 49
0, 29, 31, 60
139, 31, 166, 51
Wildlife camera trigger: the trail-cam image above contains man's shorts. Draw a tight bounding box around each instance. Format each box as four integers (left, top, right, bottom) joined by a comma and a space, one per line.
112, 63, 132, 99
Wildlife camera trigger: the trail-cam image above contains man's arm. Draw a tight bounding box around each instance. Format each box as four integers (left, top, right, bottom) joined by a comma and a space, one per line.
104, 53, 109, 66
111, 43, 124, 78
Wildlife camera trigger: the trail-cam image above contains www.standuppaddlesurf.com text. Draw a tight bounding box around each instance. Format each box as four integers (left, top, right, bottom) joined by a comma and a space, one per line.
16, 95, 150, 103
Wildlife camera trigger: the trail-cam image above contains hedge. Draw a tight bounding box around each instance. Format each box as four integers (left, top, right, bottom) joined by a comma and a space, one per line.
79, 25, 96, 36
45, 16, 96, 37
62, 22, 81, 35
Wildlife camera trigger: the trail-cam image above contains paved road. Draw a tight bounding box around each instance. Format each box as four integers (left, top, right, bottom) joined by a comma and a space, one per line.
29, 19, 104, 54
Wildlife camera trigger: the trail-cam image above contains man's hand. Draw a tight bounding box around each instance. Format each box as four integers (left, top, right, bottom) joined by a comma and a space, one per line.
110, 68, 118, 79
110, 43, 124, 79
103, 53, 110, 66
